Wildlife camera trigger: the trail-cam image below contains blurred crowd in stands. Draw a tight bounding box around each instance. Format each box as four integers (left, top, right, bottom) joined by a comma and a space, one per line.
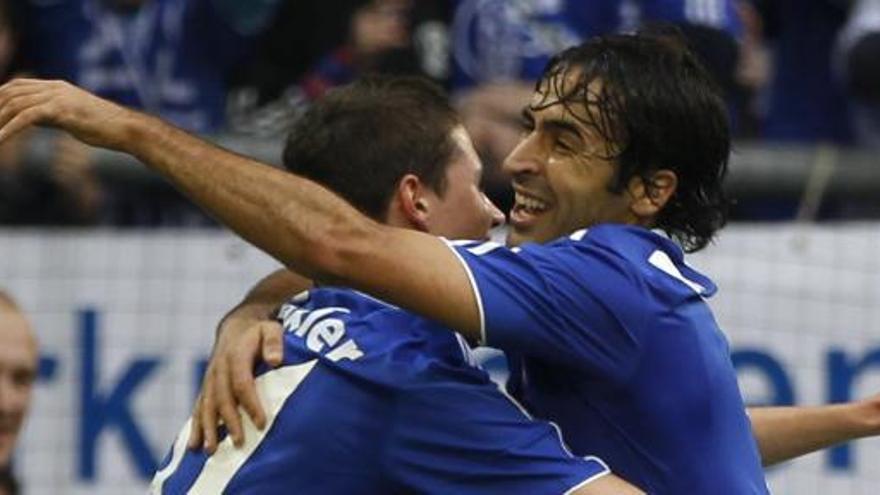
0, 0, 878, 226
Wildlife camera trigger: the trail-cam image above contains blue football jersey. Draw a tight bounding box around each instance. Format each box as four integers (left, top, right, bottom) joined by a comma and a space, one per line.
448, 224, 769, 494
152, 288, 610, 494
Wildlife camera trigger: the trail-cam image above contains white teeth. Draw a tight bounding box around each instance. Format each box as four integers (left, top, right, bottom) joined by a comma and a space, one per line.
515, 192, 548, 213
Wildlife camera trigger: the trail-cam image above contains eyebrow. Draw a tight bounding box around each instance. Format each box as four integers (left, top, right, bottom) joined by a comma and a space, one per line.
522, 107, 584, 143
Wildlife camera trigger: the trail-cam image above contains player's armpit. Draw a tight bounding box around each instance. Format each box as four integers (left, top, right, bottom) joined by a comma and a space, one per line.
748, 394, 880, 466
326, 226, 482, 342
570, 473, 645, 495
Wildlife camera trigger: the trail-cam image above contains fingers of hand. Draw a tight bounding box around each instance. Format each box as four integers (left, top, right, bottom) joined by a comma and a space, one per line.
215, 354, 245, 449
0, 93, 53, 143
199, 378, 220, 454
0, 79, 68, 125
231, 338, 267, 430
187, 392, 205, 450
260, 321, 284, 367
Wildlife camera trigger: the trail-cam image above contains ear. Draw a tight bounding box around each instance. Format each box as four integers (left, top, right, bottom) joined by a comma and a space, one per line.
628, 169, 678, 219
394, 173, 432, 232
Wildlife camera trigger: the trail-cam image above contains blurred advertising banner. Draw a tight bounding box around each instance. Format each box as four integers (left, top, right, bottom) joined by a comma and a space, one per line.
1, 225, 878, 494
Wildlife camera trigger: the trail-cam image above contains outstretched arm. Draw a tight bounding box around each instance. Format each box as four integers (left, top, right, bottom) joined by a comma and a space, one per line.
748, 395, 880, 466
0, 79, 483, 338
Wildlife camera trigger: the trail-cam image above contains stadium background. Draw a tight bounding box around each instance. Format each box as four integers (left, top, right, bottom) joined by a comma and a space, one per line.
3, 0, 880, 493
3, 219, 880, 494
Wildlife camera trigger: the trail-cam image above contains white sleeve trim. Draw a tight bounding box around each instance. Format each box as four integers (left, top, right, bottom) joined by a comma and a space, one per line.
441, 239, 487, 345
648, 250, 707, 295
569, 228, 589, 241
562, 456, 612, 495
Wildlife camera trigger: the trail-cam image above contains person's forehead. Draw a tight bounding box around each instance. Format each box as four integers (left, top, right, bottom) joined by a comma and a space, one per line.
448, 126, 482, 174
0, 310, 37, 362
529, 74, 604, 127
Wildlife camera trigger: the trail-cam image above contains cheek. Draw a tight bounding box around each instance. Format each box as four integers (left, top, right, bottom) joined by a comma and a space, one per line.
5, 384, 33, 411
457, 190, 483, 217
16, 387, 33, 409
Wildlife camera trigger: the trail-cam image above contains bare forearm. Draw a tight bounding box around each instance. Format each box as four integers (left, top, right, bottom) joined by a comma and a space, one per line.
122, 112, 376, 282
121, 114, 479, 336
0, 79, 482, 341
217, 268, 313, 337
749, 399, 880, 466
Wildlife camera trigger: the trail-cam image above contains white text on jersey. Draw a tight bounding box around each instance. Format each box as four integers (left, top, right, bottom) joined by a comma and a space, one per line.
277, 304, 364, 362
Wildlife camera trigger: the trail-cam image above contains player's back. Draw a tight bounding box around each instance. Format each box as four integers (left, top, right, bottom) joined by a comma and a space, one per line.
152, 288, 611, 494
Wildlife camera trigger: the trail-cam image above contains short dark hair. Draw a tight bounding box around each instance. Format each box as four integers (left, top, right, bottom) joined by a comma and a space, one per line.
282, 75, 460, 220
533, 28, 731, 252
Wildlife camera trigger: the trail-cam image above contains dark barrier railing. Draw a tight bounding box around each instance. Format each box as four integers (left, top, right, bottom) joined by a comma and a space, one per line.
18, 130, 880, 201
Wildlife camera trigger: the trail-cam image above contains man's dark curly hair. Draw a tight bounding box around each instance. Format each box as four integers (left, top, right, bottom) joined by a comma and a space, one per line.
532, 27, 731, 252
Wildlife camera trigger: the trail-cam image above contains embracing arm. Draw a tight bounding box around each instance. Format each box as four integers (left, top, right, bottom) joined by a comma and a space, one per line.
748, 394, 880, 466
191, 267, 312, 451
0, 79, 483, 339
215, 267, 311, 339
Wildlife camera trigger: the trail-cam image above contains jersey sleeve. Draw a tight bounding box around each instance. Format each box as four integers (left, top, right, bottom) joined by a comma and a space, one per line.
385, 380, 611, 494
445, 236, 646, 380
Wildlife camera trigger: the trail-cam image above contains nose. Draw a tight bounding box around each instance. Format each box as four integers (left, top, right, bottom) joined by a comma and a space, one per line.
501, 134, 543, 177
484, 193, 505, 228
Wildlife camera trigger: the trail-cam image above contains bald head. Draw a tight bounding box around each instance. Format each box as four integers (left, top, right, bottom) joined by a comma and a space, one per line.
0, 290, 37, 468
0, 291, 33, 350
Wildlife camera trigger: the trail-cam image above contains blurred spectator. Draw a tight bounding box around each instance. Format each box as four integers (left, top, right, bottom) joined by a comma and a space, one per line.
734, 0, 772, 138
0, 0, 24, 82
749, 0, 853, 143
0, 291, 38, 490
0, 468, 17, 495
14, 0, 283, 226
0, 0, 91, 225
0, 0, 24, 168
228, 0, 451, 138
20, 0, 280, 133
838, 0, 880, 148
298, 0, 419, 100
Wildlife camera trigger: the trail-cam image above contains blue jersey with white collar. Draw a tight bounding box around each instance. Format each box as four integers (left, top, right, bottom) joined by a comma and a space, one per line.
152, 288, 610, 494
448, 224, 768, 494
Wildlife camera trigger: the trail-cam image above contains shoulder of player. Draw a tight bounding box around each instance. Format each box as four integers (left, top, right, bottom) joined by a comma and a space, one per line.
543, 224, 717, 296
582, 225, 718, 298
517, 224, 662, 263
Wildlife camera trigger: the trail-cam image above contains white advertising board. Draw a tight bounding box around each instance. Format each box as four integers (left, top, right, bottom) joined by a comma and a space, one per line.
1, 225, 877, 493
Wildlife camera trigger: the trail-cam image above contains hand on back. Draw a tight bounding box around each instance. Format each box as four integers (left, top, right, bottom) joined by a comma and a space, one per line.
188, 315, 284, 453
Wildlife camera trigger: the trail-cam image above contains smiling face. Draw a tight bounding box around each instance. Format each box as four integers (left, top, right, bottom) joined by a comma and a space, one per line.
503, 78, 639, 247
0, 299, 37, 467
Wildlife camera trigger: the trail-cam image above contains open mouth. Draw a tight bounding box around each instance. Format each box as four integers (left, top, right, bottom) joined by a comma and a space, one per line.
510, 191, 550, 227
